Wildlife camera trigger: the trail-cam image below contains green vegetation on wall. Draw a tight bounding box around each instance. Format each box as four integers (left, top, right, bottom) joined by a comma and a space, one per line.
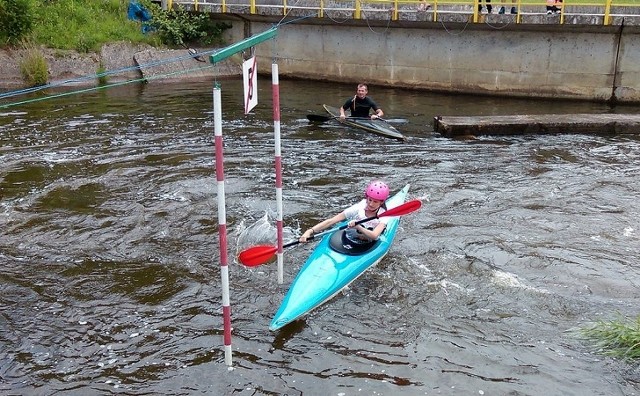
0, 0, 229, 53
0, 0, 36, 45
19, 47, 48, 87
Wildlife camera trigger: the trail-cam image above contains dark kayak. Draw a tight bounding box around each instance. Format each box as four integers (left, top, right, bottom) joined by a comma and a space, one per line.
323, 105, 406, 141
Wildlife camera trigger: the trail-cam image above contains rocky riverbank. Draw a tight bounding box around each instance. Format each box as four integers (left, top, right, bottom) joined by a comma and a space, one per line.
0, 42, 241, 90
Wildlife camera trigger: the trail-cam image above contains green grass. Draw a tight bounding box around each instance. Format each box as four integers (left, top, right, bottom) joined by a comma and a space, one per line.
576, 316, 640, 361
26, 0, 158, 52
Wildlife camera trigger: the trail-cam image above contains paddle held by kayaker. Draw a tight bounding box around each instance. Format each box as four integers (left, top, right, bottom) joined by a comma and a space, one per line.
339, 84, 384, 121
300, 180, 391, 244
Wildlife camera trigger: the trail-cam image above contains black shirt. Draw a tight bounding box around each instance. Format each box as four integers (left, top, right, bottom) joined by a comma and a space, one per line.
342, 96, 380, 118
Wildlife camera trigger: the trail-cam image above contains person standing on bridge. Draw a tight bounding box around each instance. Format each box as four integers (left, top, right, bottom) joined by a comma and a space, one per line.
498, 0, 517, 14
339, 83, 384, 120
478, 0, 492, 14
546, 0, 562, 14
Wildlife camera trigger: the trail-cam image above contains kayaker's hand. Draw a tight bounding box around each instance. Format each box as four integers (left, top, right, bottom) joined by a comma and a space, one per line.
347, 220, 356, 228
339, 114, 346, 120
371, 114, 378, 120
299, 228, 315, 243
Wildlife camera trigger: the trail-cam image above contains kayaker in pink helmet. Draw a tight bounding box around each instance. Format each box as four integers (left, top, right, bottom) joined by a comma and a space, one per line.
300, 180, 391, 244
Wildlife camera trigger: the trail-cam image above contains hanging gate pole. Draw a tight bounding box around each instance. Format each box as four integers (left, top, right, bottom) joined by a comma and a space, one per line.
213, 86, 233, 366
272, 63, 284, 284
209, 26, 280, 365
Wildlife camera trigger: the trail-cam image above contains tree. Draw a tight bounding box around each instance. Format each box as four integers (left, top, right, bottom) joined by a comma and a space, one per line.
0, 0, 35, 45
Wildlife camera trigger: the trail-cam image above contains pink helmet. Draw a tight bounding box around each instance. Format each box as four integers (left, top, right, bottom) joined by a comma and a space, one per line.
365, 180, 390, 200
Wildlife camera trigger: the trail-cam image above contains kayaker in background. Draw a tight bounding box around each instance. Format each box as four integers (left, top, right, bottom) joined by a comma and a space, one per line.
299, 180, 390, 245
339, 84, 385, 120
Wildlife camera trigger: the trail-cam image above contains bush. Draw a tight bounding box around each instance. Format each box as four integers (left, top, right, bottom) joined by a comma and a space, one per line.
20, 47, 48, 87
76, 33, 98, 54
0, 0, 35, 45
139, 0, 230, 47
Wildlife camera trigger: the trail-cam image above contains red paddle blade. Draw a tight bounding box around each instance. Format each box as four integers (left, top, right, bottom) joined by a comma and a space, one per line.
238, 244, 278, 267
380, 199, 422, 217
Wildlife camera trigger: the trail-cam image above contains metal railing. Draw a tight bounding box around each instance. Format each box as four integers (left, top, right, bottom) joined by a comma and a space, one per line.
160, 0, 640, 25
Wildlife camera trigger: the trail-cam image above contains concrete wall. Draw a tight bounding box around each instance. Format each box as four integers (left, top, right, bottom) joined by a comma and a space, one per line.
616, 30, 640, 102
212, 16, 640, 103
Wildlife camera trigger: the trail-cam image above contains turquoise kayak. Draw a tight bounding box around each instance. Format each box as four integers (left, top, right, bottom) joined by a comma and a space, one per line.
269, 184, 411, 331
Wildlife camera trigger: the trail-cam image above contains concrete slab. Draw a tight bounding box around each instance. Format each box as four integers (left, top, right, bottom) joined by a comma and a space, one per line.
433, 113, 640, 137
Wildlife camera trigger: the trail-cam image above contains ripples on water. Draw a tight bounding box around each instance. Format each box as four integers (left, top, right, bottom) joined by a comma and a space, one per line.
1, 80, 639, 395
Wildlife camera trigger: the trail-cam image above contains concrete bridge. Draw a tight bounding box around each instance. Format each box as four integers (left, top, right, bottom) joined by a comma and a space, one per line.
156, 0, 640, 26
152, 0, 640, 103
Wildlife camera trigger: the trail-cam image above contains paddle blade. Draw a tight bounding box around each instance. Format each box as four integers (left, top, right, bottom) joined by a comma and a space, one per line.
381, 199, 422, 217
384, 118, 409, 124
306, 114, 333, 123
238, 244, 278, 267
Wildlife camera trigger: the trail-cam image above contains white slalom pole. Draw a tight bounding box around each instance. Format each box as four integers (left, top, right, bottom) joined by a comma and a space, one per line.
213, 85, 232, 366
272, 63, 284, 284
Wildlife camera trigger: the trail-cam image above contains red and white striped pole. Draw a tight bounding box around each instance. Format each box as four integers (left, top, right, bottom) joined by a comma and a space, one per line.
272, 63, 284, 284
213, 85, 233, 365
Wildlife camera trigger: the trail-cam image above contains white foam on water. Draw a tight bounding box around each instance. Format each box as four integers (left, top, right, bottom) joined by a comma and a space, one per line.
491, 270, 549, 293
422, 279, 469, 296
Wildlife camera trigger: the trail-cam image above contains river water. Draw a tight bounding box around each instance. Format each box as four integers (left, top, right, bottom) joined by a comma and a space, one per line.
1, 79, 639, 395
